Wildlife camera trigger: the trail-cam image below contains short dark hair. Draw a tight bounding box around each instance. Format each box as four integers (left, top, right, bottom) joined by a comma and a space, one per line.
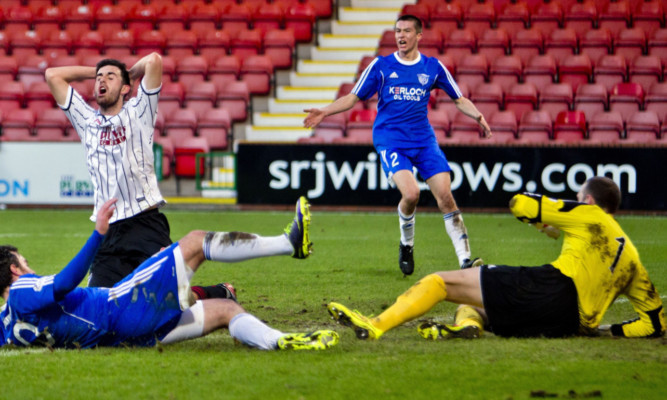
583, 177, 622, 214
0, 245, 18, 294
396, 14, 423, 33
96, 59, 130, 86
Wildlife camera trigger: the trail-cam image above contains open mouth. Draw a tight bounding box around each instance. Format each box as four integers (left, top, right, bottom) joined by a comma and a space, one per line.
99, 87, 107, 95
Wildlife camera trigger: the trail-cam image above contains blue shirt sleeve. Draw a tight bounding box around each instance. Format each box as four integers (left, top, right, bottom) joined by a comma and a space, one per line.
433, 59, 463, 100
53, 231, 104, 300
352, 57, 381, 101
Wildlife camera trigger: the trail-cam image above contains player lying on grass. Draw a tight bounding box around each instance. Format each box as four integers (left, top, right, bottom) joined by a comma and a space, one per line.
0, 197, 338, 351
328, 177, 665, 340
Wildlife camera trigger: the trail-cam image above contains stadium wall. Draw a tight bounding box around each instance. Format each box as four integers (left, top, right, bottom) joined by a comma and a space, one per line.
237, 143, 667, 211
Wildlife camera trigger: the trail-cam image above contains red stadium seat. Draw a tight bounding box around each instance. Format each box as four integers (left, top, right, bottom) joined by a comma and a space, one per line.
553, 111, 586, 143
230, 29, 262, 59
587, 111, 623, 144
517, 110, 552, 143
510, 29, 544, 66
559, 54, 593, 93
629, 56, 662, 91
197, 108, 231, 150
489, 55, 522, 93
545, 28, 578, 62
647, 29, 667, 67
184, 82, 217, 119
174, 137, 210, 184
154, 135, 173, 178
497, 3, 530, 38
164, 28, 198, 60
134, 30, 166, 58
463, 2, 495, 38
4, 5, 32, 32
378, 29, 397, 56
63, 3, 96, 38
0, 56, 18, 81
35, 108, 71, 142
189, 3, 222, 37
264, 29, 295, 70
17, 55, 48, 89
240, 55, 274, 96
614, 28, 646, 65
430, 2, 462, 35
155, 2, 188, 32
25, 81, 55, 113
418, 29, 443, 58
563, 1, 597, 39
400, 4, 430, 28
443, 29, 476, 61
285, 3, 316, 43
176, 56, 208, 88
505, 83, 538, 123
346, 109, 376, 143
579, 28, 612, 65
625, 111, 660, 143
598, 0, 630, 33
0, 109, 35, 142
198, 30, 231, 61
634, 1, 664, 37
575, 83, 608, 122
470, 83, 503, 118
436, 82, 469, 121
593, 55, 627, 93
523, 54, 556, 92
449, 113, 483, 144
478, 28, 510, 62
609, 83, 645, 122
33, 5, 64, 38
165, 108, 198, 146
0, 81, 24, 112
314, 112, 347, 142
126, 4, 157, 32
644, 83, 667, 121
540, 84, 574, 121
530, 2, 563, 39
159, 81, 185, 117
208, 54, 240, 86
216, 81, 250, 123
95, 4, 127, 33
10, 30, 41, 65
486, 110, 518, 143
428, 107, 450, 141
102, 30, 134, 58
455, 54, 488, 90
254, 3, 285, 36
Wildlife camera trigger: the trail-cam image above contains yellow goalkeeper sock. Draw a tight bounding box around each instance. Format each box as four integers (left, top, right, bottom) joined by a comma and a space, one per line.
372, 274, 448, 333
455, 305, 484, 333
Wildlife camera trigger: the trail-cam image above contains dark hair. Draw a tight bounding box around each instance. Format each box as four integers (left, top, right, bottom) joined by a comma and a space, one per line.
0, 245, 18, 294
96, 59, 130, 86
396, 14, 423, 33
583, 177, 622, 214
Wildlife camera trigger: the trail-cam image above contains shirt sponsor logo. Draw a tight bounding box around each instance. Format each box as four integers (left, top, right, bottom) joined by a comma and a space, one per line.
99, 126, 127, 146
388, 86, 427, 101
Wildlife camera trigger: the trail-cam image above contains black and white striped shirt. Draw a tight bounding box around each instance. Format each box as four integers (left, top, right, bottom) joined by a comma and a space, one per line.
61, 78, 165, 223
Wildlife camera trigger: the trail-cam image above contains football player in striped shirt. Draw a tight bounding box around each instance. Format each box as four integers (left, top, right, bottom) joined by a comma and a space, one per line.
45, 54, 248, 301
304, 15, 491, 276
328, 177, 665, 340
0, 197, 334, 350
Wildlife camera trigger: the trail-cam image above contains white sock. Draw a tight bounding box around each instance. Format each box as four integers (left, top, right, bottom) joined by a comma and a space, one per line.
444, 210, 471, 265
228, 313, 284, 350
202, 231, 292, 262
398, 205, 416, 247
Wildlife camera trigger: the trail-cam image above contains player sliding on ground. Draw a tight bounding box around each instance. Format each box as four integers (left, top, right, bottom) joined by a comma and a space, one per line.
328, 177, 665, 340
0, 197, 338, 351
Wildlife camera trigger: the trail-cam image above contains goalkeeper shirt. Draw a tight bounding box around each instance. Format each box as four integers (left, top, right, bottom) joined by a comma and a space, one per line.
510, 193, 665, 337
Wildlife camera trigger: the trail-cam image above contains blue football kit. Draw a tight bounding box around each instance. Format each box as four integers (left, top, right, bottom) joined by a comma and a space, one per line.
0, 232, 185, 348
352, 52, 462, 181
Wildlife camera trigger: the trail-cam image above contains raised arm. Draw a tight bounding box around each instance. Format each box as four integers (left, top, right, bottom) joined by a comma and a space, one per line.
454, 97, 492, 138
52, 199, 116, 300
303, 93, 361, 128
45, 66, 96, 106
128, 52, 162, 90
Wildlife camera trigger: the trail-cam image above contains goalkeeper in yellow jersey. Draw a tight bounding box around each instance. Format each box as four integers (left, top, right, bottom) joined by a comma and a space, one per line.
328, 176, 665, 339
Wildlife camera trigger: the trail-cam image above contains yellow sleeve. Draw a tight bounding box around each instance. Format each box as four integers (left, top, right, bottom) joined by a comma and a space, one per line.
509, 193, 587, 230
612, 271, 666, 338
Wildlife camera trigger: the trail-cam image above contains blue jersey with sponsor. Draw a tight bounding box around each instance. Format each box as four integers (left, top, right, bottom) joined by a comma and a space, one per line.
0, 242, 183, 349
352, 52, 462, 149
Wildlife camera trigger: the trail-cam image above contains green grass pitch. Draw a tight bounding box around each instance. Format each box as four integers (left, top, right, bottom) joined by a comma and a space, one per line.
0, 206, 665, 400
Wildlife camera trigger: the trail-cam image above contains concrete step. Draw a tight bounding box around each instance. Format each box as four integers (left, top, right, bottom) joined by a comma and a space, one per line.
289, 71, 355, 87
318, 33, 380, 48
244, 126, 312, 142
253, 112, 305, 127
310, 46, 376, 61
331, 20, 394, 35
276, 86, 339, 100
297, 59, 360, 74
338, 7, 400, 22
268, 98, 332, 113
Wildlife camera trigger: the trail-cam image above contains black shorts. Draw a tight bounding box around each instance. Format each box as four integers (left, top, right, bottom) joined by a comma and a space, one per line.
89, 208, 172, 288
480, 264, 580, 338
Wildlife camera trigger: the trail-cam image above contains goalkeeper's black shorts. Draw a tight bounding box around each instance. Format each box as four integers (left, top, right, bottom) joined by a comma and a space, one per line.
481, 264, 580, 338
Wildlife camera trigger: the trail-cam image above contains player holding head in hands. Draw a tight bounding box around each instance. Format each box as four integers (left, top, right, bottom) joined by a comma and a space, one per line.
0, 197, 335, 350
304, 15, 492, 276
44, 54, 237, 301
328, 177, 665, 340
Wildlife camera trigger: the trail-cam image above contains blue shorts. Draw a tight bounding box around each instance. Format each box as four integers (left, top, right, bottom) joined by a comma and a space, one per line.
104, 243, 193, 346
376, 142, 451, 185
